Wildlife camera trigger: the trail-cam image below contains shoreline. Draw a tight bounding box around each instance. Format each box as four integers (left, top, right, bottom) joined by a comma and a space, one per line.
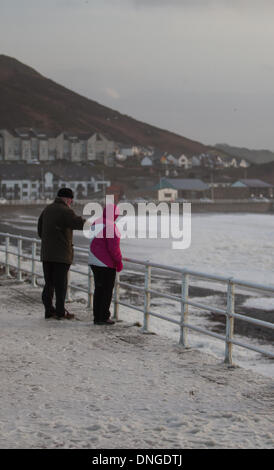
0, 199, 274, 214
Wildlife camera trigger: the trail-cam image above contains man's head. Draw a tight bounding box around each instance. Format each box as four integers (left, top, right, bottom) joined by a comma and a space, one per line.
57, 188, 74, 207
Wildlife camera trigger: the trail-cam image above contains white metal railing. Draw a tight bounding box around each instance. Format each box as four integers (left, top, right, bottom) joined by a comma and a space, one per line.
0, 231, 273, 366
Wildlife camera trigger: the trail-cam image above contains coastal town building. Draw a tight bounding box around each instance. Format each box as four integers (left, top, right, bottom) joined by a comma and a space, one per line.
140, 156, 153, 166
0, 163, 111, 201
0, 129, 116, 165
148, 178, 273, 202
163, 178, 210, 199
157, 187, 178, 202
0, 128, 251, 172
177, 154, 190, 169
208, 179, 273, 199
138, 178, 210, 201
230, 179, 273, 199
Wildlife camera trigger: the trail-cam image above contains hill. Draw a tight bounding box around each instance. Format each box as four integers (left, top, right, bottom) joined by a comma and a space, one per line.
0, 54, 209, 156
215, 143, 274, 165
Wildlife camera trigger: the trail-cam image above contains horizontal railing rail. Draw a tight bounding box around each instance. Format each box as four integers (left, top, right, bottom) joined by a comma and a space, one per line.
0, 231, 273, 365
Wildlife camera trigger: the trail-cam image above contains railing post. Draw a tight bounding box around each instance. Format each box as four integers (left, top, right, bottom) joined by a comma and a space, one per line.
31, 241, 37, 287
113, 272, 120, 321
179, 272, 189, 347
142, 263, 151, 333
5, 236, 10, 277
17, 238, 23, 281
225, 279, 235, 365
87, 266, 93, 309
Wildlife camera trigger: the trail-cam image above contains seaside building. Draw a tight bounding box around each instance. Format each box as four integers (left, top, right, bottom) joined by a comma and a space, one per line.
208, 178, 273, 199
0, 163, 111, 201
154, 179, 178, 202
0, 129, 116, 165
178, 154, 191, 169
230, 179, 273, 199
163, 178, 210, 199
140, 156, 153, 167
138, 178, 210, 201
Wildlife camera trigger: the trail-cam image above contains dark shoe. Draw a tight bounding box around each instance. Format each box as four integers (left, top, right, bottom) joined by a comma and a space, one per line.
94, 319, 115, 325
45, 307, 57, 319
57, 309, 75, 320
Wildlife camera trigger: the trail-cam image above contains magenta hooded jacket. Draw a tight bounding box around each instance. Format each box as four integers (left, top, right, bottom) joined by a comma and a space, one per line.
88, 204, 123, 271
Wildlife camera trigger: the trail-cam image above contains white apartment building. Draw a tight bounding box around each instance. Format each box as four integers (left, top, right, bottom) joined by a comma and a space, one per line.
1, 179, 40, 200
86, 133, 116, 164
0, 163, 111, 201
0, 129, 116, 165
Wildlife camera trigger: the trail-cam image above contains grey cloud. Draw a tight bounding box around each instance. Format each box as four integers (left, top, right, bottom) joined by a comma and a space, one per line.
130, 0, 274, 8
132, 0, 212, 5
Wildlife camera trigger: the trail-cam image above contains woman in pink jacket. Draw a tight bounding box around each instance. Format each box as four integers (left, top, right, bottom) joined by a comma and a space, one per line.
88, 203, 123, 325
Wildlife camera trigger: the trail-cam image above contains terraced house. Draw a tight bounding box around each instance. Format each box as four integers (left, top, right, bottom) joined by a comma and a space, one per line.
0, 128, 116, 165
0, 163, 110, 201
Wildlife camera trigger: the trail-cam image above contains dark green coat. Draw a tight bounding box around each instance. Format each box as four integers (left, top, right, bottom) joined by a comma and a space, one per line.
38, 197, 85, 264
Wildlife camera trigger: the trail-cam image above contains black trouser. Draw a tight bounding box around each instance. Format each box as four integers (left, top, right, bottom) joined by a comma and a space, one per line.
42, 262, 70, 316
90, 265, 116, 322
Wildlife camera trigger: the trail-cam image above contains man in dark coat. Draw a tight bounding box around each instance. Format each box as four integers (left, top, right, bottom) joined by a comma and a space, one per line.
38, 188, 85, 319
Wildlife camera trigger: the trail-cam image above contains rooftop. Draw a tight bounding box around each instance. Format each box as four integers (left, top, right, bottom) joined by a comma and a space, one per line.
0, 162, 103, 181
164, 178, 209, 191
232, 179, 272, 188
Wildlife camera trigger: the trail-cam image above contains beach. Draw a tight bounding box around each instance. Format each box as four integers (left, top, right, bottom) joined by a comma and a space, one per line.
0, 275, 273, 449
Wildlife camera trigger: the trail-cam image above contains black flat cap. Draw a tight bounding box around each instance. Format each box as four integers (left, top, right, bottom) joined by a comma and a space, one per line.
57, 187, 74, 199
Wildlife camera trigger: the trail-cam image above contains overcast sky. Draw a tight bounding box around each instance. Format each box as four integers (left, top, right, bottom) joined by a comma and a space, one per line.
1, 0, 274, 150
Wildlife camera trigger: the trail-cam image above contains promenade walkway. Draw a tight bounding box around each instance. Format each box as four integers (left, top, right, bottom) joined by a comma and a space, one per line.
0, 276, 273, 449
